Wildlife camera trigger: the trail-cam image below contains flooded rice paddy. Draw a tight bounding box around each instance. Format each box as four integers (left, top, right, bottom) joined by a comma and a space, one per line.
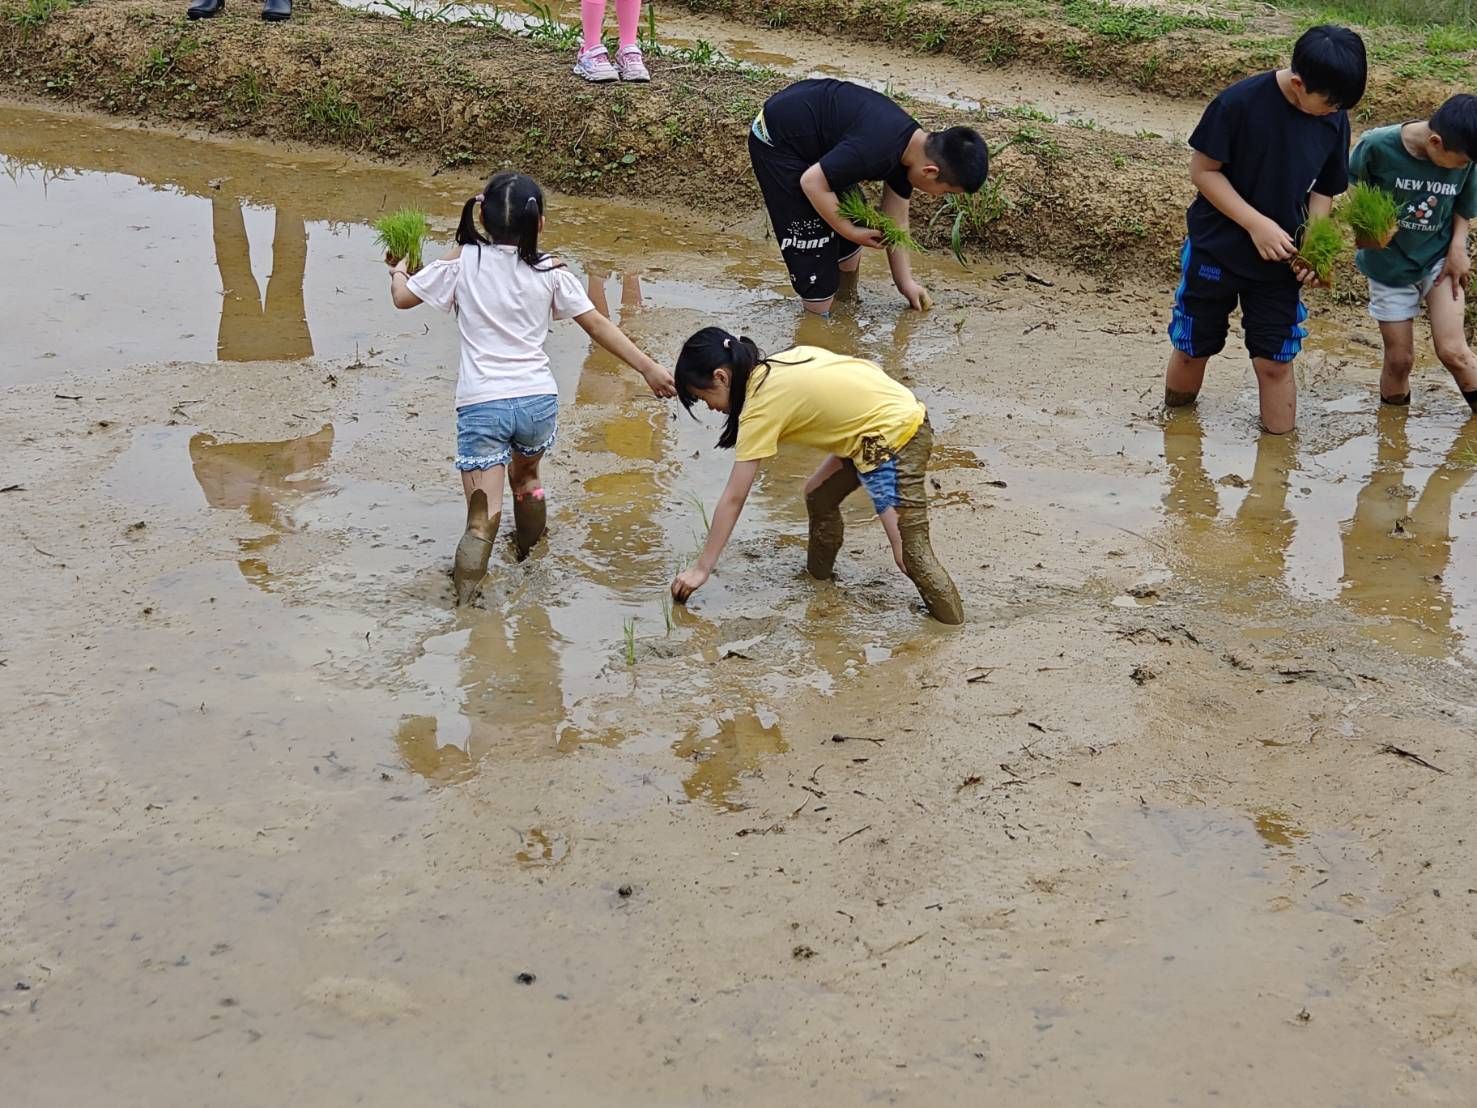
4, 99, 1476, 1103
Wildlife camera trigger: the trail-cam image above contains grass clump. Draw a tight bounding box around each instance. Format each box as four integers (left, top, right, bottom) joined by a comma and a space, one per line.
1339, 181, 1400, 248
1295, 214, 1347, 285
5, 0, 73, 38
374, 208, 430, 273
838, 188, 921, 252
622, 617, 638, 666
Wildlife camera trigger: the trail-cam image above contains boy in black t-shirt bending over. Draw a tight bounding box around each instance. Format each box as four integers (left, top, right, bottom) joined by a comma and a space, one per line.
1164, 25, 1366, 434
749, 79, 989, 315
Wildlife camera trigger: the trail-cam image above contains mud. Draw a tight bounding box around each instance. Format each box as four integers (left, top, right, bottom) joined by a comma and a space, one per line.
4, 56, 1477, 1108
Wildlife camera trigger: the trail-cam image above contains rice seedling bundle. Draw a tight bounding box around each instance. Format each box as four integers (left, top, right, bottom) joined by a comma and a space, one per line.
837, 189, 921, 252
374, 208, 430, 273
1294, 214, 1346, 286
1339, 182, 1399, 249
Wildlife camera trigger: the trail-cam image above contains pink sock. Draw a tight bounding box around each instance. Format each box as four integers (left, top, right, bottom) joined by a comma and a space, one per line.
616, 0, 641, 50
580, 0, 606, 53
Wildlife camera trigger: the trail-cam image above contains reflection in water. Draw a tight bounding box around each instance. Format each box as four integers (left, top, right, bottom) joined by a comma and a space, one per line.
212, 198, 313, 362
1161, 412, 1295, 608
673, 711, 788, 811
189, 424, 334, 586
1340, 410, 1476, 655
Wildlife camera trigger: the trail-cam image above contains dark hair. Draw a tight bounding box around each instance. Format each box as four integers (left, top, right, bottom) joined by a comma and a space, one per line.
1431, 93, 1477, 159
1291, 25, 1367, 111
924, 127, 989, 192
456, 171, 559, 270
675, 327, 770, 450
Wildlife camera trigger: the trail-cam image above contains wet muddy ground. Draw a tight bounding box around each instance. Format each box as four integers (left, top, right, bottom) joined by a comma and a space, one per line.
3, 98, 1477, 1105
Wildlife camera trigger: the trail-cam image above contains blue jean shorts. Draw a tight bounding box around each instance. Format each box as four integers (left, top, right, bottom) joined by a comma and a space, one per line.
858, 459, 900, 514
455, 393, 559, 471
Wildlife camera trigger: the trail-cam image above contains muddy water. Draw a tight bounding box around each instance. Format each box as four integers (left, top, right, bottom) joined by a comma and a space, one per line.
5, 100, 1477, 1103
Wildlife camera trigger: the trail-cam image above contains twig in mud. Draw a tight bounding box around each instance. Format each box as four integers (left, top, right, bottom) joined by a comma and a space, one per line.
831, 734, 885, 746
866, 931, 928, 958
1107, 523, 1170, 554
808, 765, 824, 787
965, 667, 996, 684
790, 797, 811, 819
838, 824, 872, 844
736, 823, 784, 837
1379, 744, 1446, 774
54, 393, 81, 400
1023, 321, 1055, 335
0, 484, 21, 493
985, 707, 1024, 718
955, 775, 983, 793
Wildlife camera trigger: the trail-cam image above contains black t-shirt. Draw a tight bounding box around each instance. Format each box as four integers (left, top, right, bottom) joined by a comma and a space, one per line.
759, 78, 920, 200
1186, 71, 1351, 282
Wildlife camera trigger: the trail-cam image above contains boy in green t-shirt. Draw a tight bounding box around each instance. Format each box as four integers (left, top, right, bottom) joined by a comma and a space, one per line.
1350, 94, 1477, 410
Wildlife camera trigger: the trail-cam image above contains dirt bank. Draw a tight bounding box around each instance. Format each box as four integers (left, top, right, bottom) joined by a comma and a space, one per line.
669, 0, 1469, 123
0, 0, 1193, 277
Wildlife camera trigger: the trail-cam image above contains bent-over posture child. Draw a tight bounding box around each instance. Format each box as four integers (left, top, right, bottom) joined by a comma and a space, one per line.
1164, 25, 1366, 434
669, 328, 964, 624
1350, 94, 1477, 410
388, 171, 675, 605
749, 78, 989, 315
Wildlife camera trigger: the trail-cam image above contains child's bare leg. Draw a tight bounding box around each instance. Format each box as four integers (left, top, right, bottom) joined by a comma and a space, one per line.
1427, 283, 1477, 402
509, 451, 547, 560
879, 508, 905, 573
454, 466, 504, 605
804, 454, 859, 579
893, 420, 964, 625
1165, 350, 1209, 408
1251, 356, 1297, 434
1377, 319, 1417, 404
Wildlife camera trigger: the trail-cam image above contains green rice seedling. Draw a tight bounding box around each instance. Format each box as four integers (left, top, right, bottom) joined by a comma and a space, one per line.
1339, 182, 1400, 249
374, 208, 430, 273
1294, 214, 1346, 286
661, 593, 674, 636
6, 0, 72, 38
623, 617, 638, 665
837, 188, 921, 252
685, 492, 711, 532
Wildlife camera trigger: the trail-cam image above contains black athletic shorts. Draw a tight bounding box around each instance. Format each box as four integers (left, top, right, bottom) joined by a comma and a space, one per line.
748, 130, 860, 303
1169, 241, 1308, 363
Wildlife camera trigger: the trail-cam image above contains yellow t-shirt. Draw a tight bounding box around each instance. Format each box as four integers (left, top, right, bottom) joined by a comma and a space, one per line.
734, 346, 924, 473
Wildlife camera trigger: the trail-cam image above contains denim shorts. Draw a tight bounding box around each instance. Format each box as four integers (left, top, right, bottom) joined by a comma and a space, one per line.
455, 393, 559, 471
858, 459, 900, 514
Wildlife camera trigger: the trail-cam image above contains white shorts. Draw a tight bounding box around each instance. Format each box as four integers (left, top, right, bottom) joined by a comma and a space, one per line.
1367, 259, 1448, 323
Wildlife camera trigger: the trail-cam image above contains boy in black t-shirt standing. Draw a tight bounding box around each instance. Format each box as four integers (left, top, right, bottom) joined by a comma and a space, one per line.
749, 79, 989, 315
1164, 25, 1366, 434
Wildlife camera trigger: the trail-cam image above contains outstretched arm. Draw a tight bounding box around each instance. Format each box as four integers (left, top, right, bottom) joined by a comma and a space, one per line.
388, 258, 422, 309
1190, 151, 1295, 262
881, 185, 931, 310
672, 459, 760, 602
574, 309, 676, 398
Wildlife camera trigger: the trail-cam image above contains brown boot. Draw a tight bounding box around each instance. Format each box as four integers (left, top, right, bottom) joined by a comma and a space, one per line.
512, 487, 547, 561
452, 490, 498, 606
805, 465, 859, 579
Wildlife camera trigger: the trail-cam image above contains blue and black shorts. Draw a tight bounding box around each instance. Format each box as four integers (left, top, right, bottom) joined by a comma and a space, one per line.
1169, 242, 1307, 363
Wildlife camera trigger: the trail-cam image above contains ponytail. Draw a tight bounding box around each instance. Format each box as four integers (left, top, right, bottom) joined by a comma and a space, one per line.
457, 171, 562, 271
675, 327, 769, 450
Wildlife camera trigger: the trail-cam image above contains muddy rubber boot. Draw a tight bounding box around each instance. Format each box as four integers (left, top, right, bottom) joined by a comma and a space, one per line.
1164, 387, 1199, 408
805, 468, 856, 579
512, 488, 547, 561
452, 491, 497, 606
899, 509, 964, 625
188, 0, 225, 18
261, 0, 291, 20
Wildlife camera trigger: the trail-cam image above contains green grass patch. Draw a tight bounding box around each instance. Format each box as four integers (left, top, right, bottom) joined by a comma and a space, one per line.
1271, 0, 1477, 30
302, 82, 364, 136
838, 188, 922, 251
4, 0, 74, 38
1296, 214, 1347, 284
1338, 181, 1399, 247
1060, 0, 1238, 43
374, 208, 430, 272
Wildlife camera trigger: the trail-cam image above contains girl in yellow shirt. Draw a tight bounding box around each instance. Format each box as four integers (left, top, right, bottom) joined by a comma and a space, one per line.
669, 327, 964, 624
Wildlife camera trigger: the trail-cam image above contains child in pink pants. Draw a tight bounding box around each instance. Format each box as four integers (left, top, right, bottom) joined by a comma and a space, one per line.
572, 0, 650, 83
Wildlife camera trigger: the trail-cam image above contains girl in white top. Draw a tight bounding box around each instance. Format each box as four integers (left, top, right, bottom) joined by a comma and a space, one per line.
388, 171, 674, 605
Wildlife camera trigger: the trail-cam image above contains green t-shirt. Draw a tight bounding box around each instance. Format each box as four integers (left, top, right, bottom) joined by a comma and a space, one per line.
1350, 124, 1477, 287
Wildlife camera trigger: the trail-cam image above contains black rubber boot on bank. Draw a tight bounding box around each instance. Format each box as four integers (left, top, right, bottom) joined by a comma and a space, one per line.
188, 0, 225, 19
452, 491, 497, 607
262, 0, 292, 21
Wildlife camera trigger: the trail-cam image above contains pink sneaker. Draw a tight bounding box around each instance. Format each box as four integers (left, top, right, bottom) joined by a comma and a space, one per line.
573, 46, 619, 82
616, 46, 650, 82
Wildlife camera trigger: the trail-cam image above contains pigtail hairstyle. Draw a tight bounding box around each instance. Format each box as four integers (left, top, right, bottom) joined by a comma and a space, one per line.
675, 327, 769, 450
455, 171, 563, 270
